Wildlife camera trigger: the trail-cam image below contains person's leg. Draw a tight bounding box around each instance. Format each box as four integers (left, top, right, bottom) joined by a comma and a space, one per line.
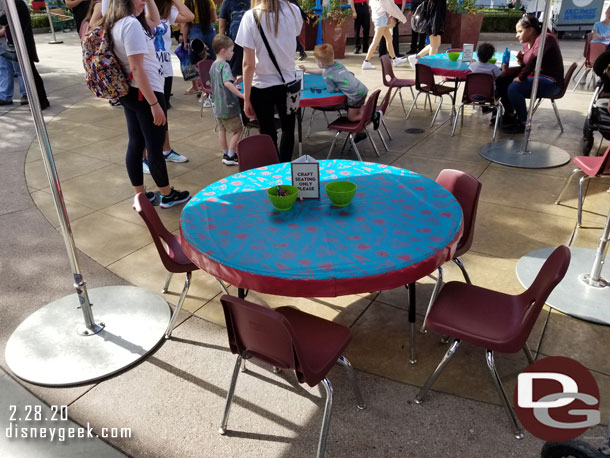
428, 35, 441, 55
29, 59, 48, 107
510, 77, 561, 123
347, 107, 363, 122
164, 76, 172, 109
354, 4, 362, 51
417, 32, 426, 52
392, 21, 401, 56
0, 56, 14, 102
12, 60, 26, 98
228, 127, 242, 152
218, 127, 228, 152
120, 93, 148, 192
495, 74, 514, 115
361, 4, 370, 51
273, 86, 296, 163
416, 44, 431, 58
409, 31, 419, 54
250, 86, 280, 150
365, 27, 385, 61
381, 27, 396, 59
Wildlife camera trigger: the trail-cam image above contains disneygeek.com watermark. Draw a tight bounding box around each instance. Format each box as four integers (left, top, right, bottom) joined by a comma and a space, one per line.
5, 405, 132, 442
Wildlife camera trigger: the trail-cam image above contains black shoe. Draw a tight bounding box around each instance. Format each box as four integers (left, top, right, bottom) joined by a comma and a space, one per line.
354, 45, 361, 54
40, 100, 50, 110
298, 51, 307, 61
501, 122, 525, 134
109, 99, 121, 107
372, 110, 381, 130
160, 188, 190, 208
481, 106, 494, 114
0, 99, 13, 106
20, 95, 28, 105
354, 131, 367, 143
501, 113, 518, 125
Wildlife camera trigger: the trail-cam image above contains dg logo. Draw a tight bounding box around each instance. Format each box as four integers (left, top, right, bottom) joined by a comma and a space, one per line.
514, 356, 600, 441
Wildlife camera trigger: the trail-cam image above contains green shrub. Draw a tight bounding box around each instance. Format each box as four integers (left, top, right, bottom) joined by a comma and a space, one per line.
30, 13, 50, 29
481, 12, 522, 32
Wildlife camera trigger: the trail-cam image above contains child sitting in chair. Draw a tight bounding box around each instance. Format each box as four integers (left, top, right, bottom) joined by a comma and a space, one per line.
469, 42, 502, 81
300, 44, 369, 122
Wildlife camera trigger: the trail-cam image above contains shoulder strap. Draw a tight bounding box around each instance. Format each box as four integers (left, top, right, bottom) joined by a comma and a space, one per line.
253, 9, 286, 84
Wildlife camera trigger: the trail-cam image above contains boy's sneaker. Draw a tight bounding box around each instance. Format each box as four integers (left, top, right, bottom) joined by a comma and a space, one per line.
361, 61, 375, 70
160, 188, 191, 208
146, 191, 161, 206
164, 149, 189, 162
372, 110, 381, 130
354, 131, 367, 143
392, 57, 407, 67
408, 54, 417, 69
143, 158, 151, 174
298, 51, 307, 61
201, 97, 213, 108
222, 153, 239, 166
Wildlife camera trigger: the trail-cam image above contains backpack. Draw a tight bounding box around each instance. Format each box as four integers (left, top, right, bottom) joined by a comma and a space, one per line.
82, 25, 130, 99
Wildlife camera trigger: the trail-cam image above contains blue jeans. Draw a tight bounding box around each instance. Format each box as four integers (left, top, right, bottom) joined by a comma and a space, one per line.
0, 56, 26, 100
188, 24, 216, 61
506, 76, 561, 122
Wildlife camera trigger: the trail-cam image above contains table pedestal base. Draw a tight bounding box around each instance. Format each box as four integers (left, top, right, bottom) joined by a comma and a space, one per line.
516, 247, 610, 325
5, 286, 170, 386
480, 140, 571, 169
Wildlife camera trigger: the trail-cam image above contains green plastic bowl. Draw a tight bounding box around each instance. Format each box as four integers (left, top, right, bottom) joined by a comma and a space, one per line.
488, 57, 497, 64
325, 181, 357, 207
267, 185, 299, 211
448, 51, 460, 61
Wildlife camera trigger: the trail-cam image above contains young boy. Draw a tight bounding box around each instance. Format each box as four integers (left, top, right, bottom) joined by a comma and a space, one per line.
469, 42, 502, 81
210, 35, 244, 166
300, 44, 369, 122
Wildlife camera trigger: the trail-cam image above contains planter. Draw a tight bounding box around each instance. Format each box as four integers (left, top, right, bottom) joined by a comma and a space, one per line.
32, 27, 51, 34
445, 11, 484, 49
299, 19, 318, 51
322, 19, 348, 59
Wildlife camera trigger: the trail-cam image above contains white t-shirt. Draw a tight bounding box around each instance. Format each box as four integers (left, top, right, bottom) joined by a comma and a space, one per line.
152, 7, 179, 77
235, 1, 303, 89
111, 15, 164, 93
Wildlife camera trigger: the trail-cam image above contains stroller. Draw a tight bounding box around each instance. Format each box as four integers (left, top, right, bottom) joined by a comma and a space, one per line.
583, 48, 610, 156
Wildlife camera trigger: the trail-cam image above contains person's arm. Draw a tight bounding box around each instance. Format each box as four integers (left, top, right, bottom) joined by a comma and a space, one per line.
225, 81, 244, 98
516, 36, 552, 82
348, 0, 357, 18
242, 46, 256, 118
128, 53, 166, 126
173, 0, 195, 23
65, 0, 85, 8
89, 3, 102, 28
210, 3, 217, 23
401, 0, 406, 13
181, 22, 190, 48
298, 64, 323, 74
145, 0, 161, 28
593, 23, 603, 40
219, 18, 227, 34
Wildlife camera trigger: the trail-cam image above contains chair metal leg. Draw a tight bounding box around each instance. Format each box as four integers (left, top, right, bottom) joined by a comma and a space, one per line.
555, 168, 583, 204
532, 98, 543, 117
420, 267, 443, 334
492, 103, 502, 141
337, 356, 366, 410
339, 134, 350, 154
572, 63, 585, 91
364, 126, 380, 157
381, 117, 392, 140
377, 129, 389, 151
219, 355, 242, 435
326, 131, 341, 159
349, 135, 364, 161
453, 257, 471, 284
316, 378, 334, 458
551, 100, 564, 133
307, 108, 315, 138
240, 357, 247, 372
415, 339, 461, 404
323, 111, 330, 125
451, 103, 465, 136
398, 88, 408, 117
577, 175, 591, 227
523, 344, 535, 364
425, 93, 433, 113
164, 271, 191, 339
485, 350, 525, 440
389, 87, 399, 106
216, 278, 229, 295
406, 92, 421, 119
430, 95, 444, 126
162, 272, 173, 293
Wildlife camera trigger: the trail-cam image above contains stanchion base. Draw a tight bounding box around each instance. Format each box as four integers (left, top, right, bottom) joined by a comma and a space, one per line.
48, 40, 64, 44
480, 140, 571, 169
5, 286, 171, 386
516, 247, 610, 325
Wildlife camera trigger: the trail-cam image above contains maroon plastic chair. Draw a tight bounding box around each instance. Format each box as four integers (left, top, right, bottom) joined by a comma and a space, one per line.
380, 54, 415, 117
555, 145, 610, 227
306, 102, 348, 138
326, 89, 383, 161
452, 72, 503, 141
218, 295, 365, 458
421, 169, 482, 333
573, 33, 606, 91
376, 88, 394, 141
236, 134, 279, 172
415, 246, 571, 439
530, 62, 578, 133
407, 63, 457, 126
197, 59, 213, 117
133, 193, 227, 339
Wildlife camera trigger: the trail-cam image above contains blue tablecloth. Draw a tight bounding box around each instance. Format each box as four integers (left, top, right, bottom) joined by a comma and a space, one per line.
418, 51, 519, 78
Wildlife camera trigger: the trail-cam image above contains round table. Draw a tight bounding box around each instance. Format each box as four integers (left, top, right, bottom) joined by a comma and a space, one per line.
418, 51, 517, 79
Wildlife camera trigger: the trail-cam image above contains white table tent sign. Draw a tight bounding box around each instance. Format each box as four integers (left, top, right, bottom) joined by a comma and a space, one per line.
291, 155, 320, 199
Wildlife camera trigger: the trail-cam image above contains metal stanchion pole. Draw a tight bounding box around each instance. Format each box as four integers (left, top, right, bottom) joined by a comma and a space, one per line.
4, 0, 171, 386
480, 0, 570, 169
583, 210, 609, 288
44, 3, 63, 44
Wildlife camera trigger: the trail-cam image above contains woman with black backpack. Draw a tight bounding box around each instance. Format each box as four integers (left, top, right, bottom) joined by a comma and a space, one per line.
407, 0, 446, 69
103, 0, 190, 208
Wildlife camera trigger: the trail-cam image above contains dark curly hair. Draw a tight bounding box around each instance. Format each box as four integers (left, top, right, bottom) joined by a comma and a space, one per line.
477, 42, 495, 63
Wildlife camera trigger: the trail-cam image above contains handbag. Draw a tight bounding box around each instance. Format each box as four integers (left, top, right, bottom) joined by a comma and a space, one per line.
0, 43, 18, 62
410, 1, 430, 34
174, 43, 199, 81
253, 10, 300, 116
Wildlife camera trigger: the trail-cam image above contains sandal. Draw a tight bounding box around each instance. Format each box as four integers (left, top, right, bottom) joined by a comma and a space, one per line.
184, 88, 201, 95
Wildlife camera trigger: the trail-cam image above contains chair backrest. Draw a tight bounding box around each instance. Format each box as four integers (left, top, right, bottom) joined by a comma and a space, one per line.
583, 32, 593, 60
516, 245, 571, 347
197, 59, 213, 95
378, 88, 393, 114
597, 144, 610, 175
380, 54, 396, 87
554, 62, 578, 100
415, 63, 436, 92
435, 169, 482, 258
237, 134, 279, 172
462, 72, 495, 104
589, 43, 607, 69
357, 89, 381, 131
133, 193, 196, 273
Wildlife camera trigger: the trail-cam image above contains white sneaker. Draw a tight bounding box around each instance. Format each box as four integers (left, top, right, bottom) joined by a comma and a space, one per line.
361, 60, 376, 70
393, 57, 407, 67
408, 54, 417, 70
201, 97, 212, 108
164, 149, 189, 163
143, 159, 151, 175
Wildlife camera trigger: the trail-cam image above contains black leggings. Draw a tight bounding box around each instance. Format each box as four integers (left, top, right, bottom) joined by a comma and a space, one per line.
250, 84, 296, 163
119, 87, 169, 188
354, 2, 370, 50
164, 76, 172, 107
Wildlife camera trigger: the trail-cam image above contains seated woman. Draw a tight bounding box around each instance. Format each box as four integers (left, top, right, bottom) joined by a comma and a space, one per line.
496, 15, 565, 134
593, 7, 610, 46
